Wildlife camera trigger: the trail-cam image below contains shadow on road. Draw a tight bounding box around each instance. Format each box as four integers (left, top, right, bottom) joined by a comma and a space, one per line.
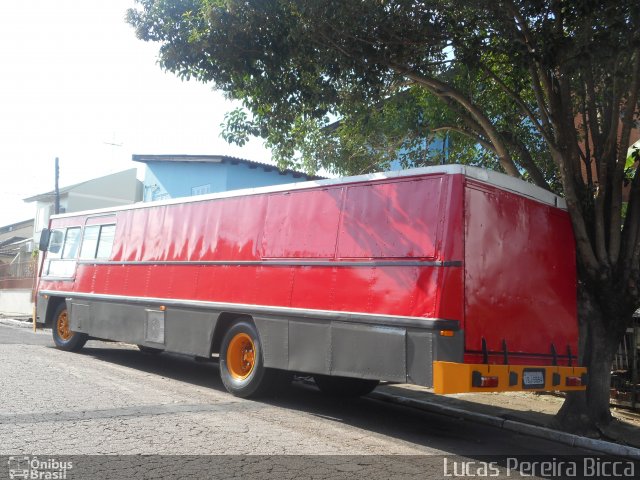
75, 343, 591, 456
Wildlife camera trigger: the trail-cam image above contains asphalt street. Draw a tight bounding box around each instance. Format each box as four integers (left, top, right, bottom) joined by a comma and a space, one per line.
0, 322, 600, 478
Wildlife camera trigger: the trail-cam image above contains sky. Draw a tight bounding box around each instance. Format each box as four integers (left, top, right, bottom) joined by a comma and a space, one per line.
0, 0, 271, 226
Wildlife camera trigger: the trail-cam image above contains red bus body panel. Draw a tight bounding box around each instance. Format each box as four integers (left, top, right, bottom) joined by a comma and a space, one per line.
47, 175, 462, 319
37, 167, 581, 391
463, 180, 578, 365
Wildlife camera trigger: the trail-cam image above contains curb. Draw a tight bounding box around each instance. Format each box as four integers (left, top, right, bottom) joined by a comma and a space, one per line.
369, 390, 640, 459
0, 317, 34, 329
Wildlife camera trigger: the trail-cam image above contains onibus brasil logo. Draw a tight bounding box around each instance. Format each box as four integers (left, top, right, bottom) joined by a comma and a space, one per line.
7, 456, 73, 480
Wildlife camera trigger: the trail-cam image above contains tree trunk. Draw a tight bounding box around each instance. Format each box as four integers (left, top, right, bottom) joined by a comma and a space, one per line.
554, 288, 630, 434
583, 323, 617, 426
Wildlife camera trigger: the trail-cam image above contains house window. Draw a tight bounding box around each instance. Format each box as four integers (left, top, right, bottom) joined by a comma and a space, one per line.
151, 189, 170, 201
191, 184, 211, 196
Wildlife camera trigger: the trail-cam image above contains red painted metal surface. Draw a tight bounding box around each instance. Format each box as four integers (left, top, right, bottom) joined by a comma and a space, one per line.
38, 171, 579, 366
337, 178, 444, 258
463, 181, 578, 366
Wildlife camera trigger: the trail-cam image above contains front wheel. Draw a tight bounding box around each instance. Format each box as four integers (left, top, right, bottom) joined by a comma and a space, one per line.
51, 303, 88, 352
313, 374, 379, 397
219, 320, 290, 398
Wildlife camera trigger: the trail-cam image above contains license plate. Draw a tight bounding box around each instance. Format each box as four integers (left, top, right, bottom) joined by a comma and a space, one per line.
522, 369, 545, 389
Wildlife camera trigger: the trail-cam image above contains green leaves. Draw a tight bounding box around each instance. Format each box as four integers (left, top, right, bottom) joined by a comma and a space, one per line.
127, 0, 638, 190
221, 109, 260, 147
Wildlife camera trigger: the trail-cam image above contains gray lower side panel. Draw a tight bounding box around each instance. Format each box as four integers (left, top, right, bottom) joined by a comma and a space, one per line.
287, 320, 332, 374
77, 301, 146, 343
68, 300, 219, 357
165, 308, 217, 357
256, 317, 463, 386
331, 323, 406, 381
36, 296, 48, 324
407, 330, 434, 386
63, 297, 463, 387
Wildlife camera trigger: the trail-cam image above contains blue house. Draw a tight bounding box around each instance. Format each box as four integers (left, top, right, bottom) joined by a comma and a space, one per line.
387, 135, 451, 171
132, 154, 323, 201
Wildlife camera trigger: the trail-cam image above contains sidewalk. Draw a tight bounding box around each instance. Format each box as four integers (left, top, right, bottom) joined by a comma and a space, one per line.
373, 383, 640, 458
0, 315, 33, 327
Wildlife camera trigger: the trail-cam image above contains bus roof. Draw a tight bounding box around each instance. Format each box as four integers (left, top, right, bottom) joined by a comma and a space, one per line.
50, 164, 565, 220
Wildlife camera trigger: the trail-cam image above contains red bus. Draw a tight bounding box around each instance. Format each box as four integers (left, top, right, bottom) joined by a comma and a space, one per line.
35, 165, 586, 397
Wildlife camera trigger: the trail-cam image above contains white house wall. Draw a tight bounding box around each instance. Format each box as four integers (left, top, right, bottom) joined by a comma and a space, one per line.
0, 289, 32, 316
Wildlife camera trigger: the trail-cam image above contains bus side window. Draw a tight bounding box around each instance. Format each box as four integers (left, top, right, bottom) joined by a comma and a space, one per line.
79, 224, 116, 260
80, 226, 100, 259
62, 227, 82, 259
45, 226, 81, 278
96, 225, 116, 259
47, 229, 65, 256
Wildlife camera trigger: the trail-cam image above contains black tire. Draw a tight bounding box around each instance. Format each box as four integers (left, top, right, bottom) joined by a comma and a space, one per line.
219, 320, 290, 398
51, 303, 88, 352
137, 345, 163, 354
313, 374, 379, 397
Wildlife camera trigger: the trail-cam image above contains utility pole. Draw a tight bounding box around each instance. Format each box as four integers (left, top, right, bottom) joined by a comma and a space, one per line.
54, 157, 60, 215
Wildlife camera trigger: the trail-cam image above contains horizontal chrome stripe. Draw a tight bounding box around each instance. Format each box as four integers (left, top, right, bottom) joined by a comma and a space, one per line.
76, 259, 463, 268
39, 290, 460, 331
40, 276, 75, 282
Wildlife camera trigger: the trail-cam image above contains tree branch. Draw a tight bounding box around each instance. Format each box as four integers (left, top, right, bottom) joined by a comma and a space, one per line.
389, 64, 521, 178
557, 70, 584, 186
602, 58, 623, 174
579, 92, 594, 191
432, 126, 497, 155
479, 63, 554, 150
624, 164, 640, 269
500, 131, 552, 190
583, 44, 604, 159
610, 48, 640, 265
528, 64, 553, 134
550, 146, 601, 275
503, 1, 555, 133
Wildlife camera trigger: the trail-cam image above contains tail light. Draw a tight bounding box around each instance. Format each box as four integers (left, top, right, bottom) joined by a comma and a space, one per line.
472, 371, 499, 388
565, 376, 583, 387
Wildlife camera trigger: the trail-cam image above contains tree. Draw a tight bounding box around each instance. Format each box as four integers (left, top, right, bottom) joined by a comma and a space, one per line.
127, 0, 640, 432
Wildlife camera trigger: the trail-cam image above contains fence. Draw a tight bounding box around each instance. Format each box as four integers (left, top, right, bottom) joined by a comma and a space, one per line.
0, 259, 36, 290
611, 321, 640, 410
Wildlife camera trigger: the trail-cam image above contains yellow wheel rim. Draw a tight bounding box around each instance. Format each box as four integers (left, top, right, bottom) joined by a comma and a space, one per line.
56, 309, 73, 341
227, 332, 256, 380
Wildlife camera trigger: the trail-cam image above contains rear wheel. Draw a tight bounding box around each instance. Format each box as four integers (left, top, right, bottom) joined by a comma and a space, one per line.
219, 320, 290, 398
51, 303, 88, 352
313, 374, 379, 397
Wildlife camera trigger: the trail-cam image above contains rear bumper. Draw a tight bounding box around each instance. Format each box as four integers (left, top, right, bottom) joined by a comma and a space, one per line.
433, 361, 587, 394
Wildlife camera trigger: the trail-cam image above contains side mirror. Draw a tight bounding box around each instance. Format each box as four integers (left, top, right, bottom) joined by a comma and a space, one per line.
39, 228, 50, 252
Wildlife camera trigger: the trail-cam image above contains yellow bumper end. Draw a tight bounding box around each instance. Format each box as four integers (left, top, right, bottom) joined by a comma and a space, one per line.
433, 361, 587, 394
